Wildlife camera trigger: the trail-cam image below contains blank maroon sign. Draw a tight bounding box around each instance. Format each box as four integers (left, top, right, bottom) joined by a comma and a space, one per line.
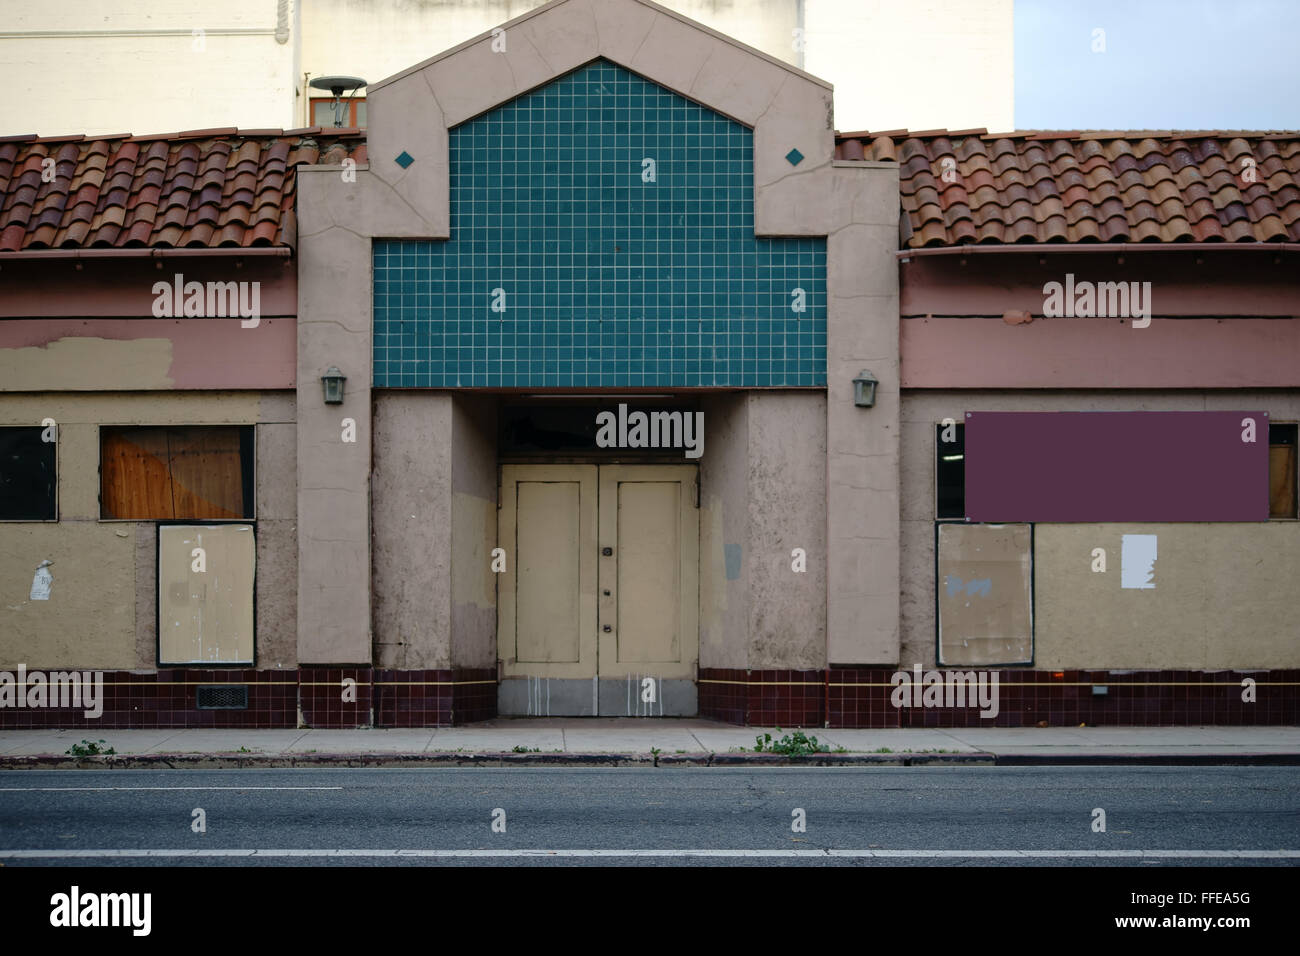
965, 411, 1270, 522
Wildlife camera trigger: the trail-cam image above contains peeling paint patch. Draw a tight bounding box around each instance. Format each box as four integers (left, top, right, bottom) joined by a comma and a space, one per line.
0, 337, 175, 390
1121, 534, 1158, 589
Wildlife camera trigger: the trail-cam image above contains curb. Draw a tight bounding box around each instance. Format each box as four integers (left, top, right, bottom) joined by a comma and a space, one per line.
0, 751, 997, 769
992, 753, 1300, 766
2, 751, 1295, 769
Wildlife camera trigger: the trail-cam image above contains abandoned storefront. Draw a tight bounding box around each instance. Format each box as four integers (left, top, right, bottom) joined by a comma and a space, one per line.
1, 0, 1297, 729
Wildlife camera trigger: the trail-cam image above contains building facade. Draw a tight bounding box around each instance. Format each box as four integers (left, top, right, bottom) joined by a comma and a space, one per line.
1, 0, 1297, 730
1, 0, 1014, 138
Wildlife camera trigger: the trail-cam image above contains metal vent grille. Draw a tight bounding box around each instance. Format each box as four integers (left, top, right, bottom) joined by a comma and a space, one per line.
196, 685, 249, 710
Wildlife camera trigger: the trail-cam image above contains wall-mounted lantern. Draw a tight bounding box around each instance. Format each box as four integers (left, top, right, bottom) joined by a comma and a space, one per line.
321, 366, 347, 404
853, 370, 878, 408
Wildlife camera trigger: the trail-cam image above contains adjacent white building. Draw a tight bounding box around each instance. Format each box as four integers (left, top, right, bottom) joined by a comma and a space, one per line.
0, 0, 1014, 136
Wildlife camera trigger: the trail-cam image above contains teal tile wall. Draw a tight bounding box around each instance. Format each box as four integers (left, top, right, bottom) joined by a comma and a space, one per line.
373, 59, 827, 388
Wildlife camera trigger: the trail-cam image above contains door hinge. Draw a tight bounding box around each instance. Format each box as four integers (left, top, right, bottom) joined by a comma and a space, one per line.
693, 477, 700, 508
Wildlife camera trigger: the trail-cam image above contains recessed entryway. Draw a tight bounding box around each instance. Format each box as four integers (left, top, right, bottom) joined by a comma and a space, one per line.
497, 463, 699, 716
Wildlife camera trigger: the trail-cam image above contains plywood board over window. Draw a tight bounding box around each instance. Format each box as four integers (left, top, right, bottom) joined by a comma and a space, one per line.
1269, 423, 1298, 519
101, 426, 253, 519
158, 524, 255, 665
937, 522, 1033, 666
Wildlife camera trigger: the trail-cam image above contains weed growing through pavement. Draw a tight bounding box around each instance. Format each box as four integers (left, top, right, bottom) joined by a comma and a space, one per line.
752, 729, 828, 756
66, 739, 114, 756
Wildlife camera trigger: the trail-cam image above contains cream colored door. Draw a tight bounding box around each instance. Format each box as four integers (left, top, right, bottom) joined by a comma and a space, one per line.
498, 463, 699, 702
498, 465, 598, 679
598, 465, 698, 682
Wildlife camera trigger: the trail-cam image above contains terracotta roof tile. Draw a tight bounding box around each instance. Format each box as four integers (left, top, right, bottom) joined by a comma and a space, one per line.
0, 128, 363, 252
832, 129, 1300, 247
4, 127, 1298, 253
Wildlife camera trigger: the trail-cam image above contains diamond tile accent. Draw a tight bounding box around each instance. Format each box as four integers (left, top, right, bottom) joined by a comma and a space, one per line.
785, 147, 804, 166
394, 150, 414, 169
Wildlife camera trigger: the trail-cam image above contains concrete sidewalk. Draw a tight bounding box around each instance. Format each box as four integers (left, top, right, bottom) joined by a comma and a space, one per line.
2, 720, 1298, 767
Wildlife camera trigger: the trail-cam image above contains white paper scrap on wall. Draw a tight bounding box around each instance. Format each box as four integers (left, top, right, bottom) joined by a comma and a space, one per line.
1120, 535, 1158, 590
29, 560, 53, 601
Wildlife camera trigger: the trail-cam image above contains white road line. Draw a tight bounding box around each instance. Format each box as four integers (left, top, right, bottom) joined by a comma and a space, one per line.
0, 787, 343, 792
0, 848, 1295, 859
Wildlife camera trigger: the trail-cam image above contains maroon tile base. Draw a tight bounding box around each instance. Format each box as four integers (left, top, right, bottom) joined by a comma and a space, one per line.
5, 666, 1293, 729
299, 668, 373, 728
700, 667, 1300, 728
0, 667, 498, 729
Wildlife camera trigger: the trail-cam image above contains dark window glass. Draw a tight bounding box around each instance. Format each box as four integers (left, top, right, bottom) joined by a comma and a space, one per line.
499, 402, 699, 459
1269, 422, 1297, 519
936, 422, 965, 519
0, 427, 57, 520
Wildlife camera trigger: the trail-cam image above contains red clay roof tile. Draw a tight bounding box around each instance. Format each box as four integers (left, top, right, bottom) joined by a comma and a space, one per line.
0, 128, 363, 252
2, 128, 1298, 253
831, 129, 1300, 247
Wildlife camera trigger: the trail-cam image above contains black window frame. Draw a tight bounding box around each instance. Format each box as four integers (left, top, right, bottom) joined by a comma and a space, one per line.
0, 424, 58, 522
935, 420, 966, 521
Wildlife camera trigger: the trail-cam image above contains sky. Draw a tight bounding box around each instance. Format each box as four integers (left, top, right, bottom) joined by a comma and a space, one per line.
1015, 0, 1300, 129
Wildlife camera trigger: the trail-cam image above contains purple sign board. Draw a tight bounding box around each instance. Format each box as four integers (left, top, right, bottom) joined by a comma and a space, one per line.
965, 411, 1270, 522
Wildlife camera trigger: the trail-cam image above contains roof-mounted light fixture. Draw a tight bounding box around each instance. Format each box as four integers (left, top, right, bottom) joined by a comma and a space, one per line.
308, 75, 367, 128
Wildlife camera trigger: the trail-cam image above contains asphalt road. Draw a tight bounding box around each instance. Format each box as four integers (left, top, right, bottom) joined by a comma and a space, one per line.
0, 766, 1297, 866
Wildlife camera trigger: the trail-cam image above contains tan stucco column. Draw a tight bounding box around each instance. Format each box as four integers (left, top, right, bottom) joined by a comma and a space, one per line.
294, 181, 374, 663
825, 161, 901, 664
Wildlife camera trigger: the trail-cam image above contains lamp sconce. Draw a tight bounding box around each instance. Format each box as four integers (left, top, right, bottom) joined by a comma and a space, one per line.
852, 369, 878, 408
321, 366, 346, 404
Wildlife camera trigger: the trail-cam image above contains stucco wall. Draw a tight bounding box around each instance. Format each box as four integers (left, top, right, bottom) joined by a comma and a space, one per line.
0, 391, 296, 670
901, 390, 1300, 670
824, 161, 901, 665
747, 391, 826, 668
700, 391, 826, 670
450, 396, 498, 669
700, 393, 749, 670
371, 392, 497, 670
1035, 523, 1300, 669
372, 392, 453, 669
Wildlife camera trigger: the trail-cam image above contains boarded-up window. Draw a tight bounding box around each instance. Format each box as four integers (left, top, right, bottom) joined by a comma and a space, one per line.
0, 426, 57, 520
158, 524, 255, 664
937, 522, 1033, 666
101, 426, 253, 520
1270, 423, 1298, 519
